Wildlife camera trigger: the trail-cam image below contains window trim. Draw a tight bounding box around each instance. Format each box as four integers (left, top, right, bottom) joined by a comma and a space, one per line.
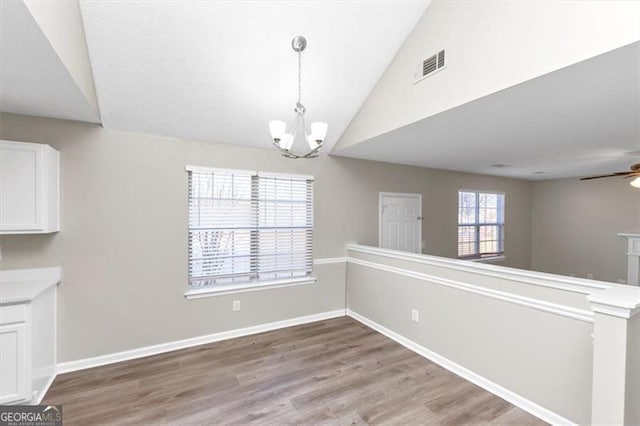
185, 165, 315, 296
457, 189, 505, 260
184, 276, 317, 299
469, 255, 507, 263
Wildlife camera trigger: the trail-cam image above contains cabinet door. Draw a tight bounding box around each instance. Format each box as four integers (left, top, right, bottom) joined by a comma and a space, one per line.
0, 142, 44, 232
0, 323, 29, 404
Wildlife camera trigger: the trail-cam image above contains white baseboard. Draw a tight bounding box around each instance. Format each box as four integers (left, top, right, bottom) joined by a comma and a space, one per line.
34, 373, 57, 405
57, 309, 345, 374
346, 309, 575, 426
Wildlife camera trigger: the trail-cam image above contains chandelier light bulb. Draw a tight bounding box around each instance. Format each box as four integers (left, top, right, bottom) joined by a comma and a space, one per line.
280, 133, 294, 151
307, 134, 318, 150
310, 122, 328, 142
269, 120, 286, 141
630, 176, 640, 188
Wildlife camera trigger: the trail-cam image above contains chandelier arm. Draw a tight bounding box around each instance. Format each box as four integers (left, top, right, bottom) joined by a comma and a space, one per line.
276, 143, 322, 159
274, 144, 297, 158
274, 141, 322, 159
292, 112, 301, 140
290, 114, 299, 144
300, 112, 307, 138
297, 50, 302, 105
302, 143, 323, 159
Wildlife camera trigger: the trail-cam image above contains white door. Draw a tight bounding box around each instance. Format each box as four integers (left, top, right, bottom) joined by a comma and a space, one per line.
379, 192, 422, 253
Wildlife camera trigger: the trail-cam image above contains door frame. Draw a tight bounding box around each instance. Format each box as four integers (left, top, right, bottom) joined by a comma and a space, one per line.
378, 192, 423, 252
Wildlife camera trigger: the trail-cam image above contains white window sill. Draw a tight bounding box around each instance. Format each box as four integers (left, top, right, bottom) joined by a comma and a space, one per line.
184, 276, 317, 300
468, 255, 507, 263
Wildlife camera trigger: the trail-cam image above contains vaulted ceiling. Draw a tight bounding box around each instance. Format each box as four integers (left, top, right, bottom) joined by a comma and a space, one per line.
333, 42, 640, 180
79, 1, 429, 152
1, 1, 639, 181
0, 0, 100, 123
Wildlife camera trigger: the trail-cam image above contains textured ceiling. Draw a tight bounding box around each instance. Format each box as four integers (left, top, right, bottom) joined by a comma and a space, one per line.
333, 42, 640, 180
80, 1, 430, 152
0, 1, 99, 123
6, 1, 636, 182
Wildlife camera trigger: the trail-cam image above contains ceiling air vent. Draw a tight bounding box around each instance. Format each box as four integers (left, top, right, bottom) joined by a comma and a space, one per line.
415, 50, 445, 84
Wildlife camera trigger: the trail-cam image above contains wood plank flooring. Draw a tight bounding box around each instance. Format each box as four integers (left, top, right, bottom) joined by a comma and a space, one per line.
44, 317, 546, 425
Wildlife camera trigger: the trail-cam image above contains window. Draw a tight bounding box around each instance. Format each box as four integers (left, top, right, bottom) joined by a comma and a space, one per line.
458, 190, 504, 259
186, 166, 313, 290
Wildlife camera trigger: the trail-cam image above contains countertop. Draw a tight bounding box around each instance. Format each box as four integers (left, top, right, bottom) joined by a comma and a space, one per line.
0, 267, 61, 304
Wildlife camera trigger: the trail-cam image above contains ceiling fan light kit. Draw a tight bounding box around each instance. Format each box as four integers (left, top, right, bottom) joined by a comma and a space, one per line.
269, 36, 328, 159
580, 163, 640, 188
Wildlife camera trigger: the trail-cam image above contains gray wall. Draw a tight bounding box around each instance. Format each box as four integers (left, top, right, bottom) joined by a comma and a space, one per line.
346, 248, 595, 424
531, 177, 640, 283
0, 113, 533, 362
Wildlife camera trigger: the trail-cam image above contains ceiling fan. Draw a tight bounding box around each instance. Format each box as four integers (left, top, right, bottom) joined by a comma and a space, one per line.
580, 163, 640, 187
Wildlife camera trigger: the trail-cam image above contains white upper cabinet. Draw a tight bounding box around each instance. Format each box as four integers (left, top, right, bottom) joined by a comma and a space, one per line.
0, 140, 60, 234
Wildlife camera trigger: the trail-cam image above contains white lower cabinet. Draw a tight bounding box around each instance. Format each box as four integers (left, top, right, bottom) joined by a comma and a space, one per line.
0, 322, 29, 404
0, 268, 59, 404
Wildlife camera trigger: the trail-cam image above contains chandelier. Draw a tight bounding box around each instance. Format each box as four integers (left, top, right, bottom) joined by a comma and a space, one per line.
269, 36, 328, 159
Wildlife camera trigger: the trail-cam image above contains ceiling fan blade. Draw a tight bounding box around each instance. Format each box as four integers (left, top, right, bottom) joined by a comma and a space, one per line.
580, 172, 633, 180
581, 164, 640, 181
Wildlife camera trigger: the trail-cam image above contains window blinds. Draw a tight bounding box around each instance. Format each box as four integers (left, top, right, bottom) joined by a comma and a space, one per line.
457, 191, 505, 259
187, 167, 313, 288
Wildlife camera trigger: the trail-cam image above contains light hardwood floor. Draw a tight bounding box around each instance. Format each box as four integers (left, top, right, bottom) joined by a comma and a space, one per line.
44, 317, 546, 425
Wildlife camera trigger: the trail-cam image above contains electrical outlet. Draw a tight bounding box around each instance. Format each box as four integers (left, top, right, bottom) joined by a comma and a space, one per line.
411, 309, 419, 323
232, 300, 241, 311
586, 273, 594, 280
